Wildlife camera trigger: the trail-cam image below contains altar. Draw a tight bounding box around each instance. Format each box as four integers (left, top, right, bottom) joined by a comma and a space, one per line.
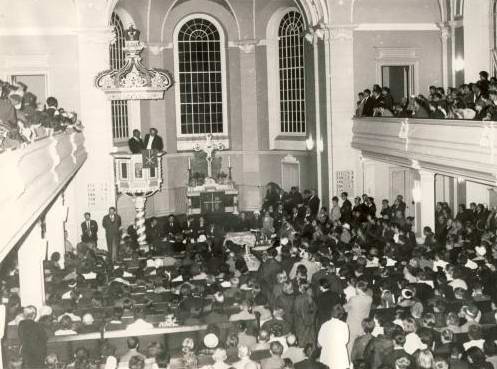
186, 134, 239, 215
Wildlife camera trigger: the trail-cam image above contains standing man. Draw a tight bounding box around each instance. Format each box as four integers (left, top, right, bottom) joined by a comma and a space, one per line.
340, 192, 353, 223
318, 304, 350, 369
128, 129, 144, 154
81, 212, 98, 245
18, 306, 47, 368
308, 189, 320, 218
102, 207, 122, 260
143, 128, 164, 151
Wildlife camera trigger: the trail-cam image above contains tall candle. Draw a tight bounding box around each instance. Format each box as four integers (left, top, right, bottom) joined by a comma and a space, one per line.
228, 155, 231, 168
188, 157, 191, 170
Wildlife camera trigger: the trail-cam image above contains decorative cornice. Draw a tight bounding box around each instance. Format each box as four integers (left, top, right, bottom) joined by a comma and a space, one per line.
354, 23, 439, 31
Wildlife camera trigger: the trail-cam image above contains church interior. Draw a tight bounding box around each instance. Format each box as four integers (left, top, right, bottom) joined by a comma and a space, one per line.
2, 0, 497, 368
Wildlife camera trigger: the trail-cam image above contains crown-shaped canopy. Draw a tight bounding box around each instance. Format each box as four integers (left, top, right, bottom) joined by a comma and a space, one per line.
95, 26, 173, 100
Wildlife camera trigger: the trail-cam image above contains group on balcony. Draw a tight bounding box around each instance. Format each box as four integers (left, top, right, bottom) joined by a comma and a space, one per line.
356, 71, 497, 122
0, 80, 81, 153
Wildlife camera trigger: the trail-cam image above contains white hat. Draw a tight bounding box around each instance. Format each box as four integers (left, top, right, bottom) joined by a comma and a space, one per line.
281, 238, 289, 246
204, 333, 219, 348
198, 234, 207, 243
343, 223, 351, 230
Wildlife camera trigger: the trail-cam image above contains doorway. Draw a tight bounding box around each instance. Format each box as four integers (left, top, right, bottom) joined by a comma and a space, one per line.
381, 65, 414, 104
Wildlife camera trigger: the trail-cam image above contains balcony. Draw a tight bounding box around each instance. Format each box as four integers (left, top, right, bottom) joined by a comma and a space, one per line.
352, 117, 497, 185
0, 131, 87, 261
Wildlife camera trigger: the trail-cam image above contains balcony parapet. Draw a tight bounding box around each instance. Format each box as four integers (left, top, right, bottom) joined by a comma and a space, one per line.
352, 117, 497, 185
0, 131, 87, 261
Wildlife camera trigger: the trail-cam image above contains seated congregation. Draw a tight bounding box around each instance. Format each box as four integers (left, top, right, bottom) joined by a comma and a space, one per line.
5, 186, 497, 369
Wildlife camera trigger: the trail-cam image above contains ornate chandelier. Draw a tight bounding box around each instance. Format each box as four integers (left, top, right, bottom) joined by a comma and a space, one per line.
95, 26, 173, 100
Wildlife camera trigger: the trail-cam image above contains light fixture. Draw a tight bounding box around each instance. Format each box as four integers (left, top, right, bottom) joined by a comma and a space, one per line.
454, 57, 464, 72
305, 136, 315, 150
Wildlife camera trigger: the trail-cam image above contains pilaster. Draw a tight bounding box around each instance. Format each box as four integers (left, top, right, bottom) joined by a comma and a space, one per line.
237, 39, 261, 210
418, 169, 436, 232
438, 23, 450, 90
19, 222, 46, 310
45, 196, 66, 268
328, 25, 361, 197
74, 26, 117, 249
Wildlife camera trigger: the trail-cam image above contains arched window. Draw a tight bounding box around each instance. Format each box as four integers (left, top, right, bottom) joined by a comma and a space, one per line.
278, 11, 306, 134
110, 12, 129, 141
175, 16, 226, 137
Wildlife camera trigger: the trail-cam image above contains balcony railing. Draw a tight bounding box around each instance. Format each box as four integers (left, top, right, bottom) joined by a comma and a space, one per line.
0, 130, 87, 261
352, 117, 497, 185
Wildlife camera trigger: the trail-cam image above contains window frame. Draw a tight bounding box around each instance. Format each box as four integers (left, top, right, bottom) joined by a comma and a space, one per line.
110, 12, 130, 144
266, 7, 308, 151
173, 14, 229, 151
278, 11, 307, 135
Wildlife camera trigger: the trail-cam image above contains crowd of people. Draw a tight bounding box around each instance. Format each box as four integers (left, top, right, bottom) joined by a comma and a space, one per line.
4, 185, 497, 369
0, 80, 81, 152
356, 70, 497, 121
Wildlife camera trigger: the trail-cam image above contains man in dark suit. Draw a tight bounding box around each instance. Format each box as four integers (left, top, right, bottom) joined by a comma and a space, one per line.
128, 129, 144, 154
315, 279, 344, 327
143, 127, 164, 151
102, 207, 122, 260
81, 212, 98, 244
18, 306, 47, 368
340, 192, 353, 223
361, 89, 375, 117
308, 189, 320, 218
163, 214, 181, 238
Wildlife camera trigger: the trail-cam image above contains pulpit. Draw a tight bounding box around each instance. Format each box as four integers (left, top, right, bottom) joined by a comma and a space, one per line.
112, 151, 165, 247
186, 134, 239, 215
95, 25, 172, 249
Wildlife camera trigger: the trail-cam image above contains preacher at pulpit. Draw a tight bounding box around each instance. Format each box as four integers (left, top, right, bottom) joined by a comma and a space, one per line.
128, 129, 145, 154
144, 128, 164, 151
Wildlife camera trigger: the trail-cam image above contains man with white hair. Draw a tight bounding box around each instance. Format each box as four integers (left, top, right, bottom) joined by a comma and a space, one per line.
233, 345, 258, 369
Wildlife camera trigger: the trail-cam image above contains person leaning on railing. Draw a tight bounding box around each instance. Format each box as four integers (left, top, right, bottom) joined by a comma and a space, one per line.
356, 70, 497, 121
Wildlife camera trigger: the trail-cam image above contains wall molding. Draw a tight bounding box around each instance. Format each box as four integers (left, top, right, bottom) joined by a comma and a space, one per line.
355, 23, 439, 32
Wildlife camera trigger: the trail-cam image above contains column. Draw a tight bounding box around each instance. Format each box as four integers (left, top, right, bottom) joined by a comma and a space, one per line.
237, 40, 261, 210
313, 33, 323, 201
328, 25, 361, 196
18, 222, 46, 310
438, 24, 450, 91
419, 170, 435, 231
45, 195, 66, 268
73, 26, 117, 250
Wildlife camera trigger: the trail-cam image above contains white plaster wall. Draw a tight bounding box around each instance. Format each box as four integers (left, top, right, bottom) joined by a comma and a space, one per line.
466, 181, 490, 207
463, 0, 491, 82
